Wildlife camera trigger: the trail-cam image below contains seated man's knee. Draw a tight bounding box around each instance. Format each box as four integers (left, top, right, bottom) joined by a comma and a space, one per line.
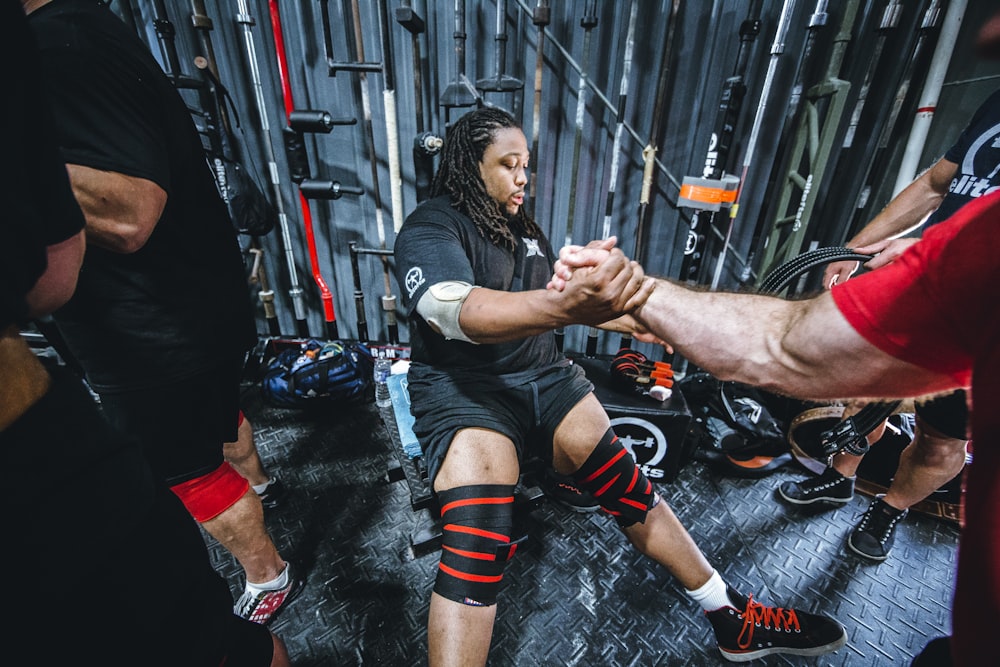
434, 484, 517, 607
170, 462, 250, 522
571, 428, 656, 528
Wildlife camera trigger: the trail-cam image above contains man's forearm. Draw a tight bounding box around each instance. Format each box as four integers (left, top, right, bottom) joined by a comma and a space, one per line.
26, 231, 85, 318
66, 164, 166, 253
633, 281, 796, 386
847, 158, 954, 247
632, 279, 952, 400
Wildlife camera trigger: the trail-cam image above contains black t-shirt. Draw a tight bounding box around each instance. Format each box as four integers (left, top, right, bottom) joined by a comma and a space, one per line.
29, 0, 256, 392
1, 0, 85, 329
927, 88, 1000, 225
4, 0, 134, 504
393, 195, 563, 384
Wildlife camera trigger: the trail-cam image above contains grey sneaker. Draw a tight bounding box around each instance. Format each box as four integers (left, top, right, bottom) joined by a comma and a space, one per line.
777, 467, 855, 506
847, 497, 907, 562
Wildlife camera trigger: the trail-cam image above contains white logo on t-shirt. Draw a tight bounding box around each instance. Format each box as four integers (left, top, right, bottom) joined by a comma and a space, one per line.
523, 238, 544, 258
404, 267, 426, 299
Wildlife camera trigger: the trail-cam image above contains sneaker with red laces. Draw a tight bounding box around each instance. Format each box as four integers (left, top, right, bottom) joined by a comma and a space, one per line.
234, 563, 304, 625
706, 586, 847, 662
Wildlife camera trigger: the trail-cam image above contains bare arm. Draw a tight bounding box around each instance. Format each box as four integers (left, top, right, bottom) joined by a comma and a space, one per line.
25, 230, 86, 318
66, 164, 167, 253
458, 247, 654, 344
823, 157, 956, 287
632, 279, 955, 401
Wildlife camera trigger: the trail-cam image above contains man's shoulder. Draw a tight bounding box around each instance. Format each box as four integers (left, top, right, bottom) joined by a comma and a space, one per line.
401, 196, 472, 234
29, 1, 139, 74
407, 195, 462, 219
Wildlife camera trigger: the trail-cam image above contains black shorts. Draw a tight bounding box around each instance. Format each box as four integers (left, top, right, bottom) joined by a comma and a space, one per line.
914, 389, 969, 440
409, 362, 594, 486
10, 367, 274, 667
98, 356, 243, 485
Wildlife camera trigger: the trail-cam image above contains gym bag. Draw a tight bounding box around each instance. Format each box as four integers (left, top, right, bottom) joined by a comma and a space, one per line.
261, 339, 374, 409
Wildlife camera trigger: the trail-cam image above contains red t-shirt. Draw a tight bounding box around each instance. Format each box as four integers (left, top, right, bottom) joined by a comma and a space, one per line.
832, 190, 1000, 666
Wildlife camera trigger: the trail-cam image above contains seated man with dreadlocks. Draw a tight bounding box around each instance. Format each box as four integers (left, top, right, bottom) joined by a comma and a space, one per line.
392, 106, 847, 665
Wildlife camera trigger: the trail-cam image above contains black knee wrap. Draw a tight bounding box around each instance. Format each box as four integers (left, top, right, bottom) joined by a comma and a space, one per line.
572, 429, 655, 528
433, 484, 516, 607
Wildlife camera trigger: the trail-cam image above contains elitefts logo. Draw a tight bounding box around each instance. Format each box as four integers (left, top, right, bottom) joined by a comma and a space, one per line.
610, 416, 669, 479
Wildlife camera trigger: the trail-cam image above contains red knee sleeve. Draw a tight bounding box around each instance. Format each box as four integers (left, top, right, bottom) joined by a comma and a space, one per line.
170, 462, 250, 522
237, 409, 246, 427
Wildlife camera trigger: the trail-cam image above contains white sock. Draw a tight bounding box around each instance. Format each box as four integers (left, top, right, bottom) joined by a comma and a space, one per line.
245, 563, 289, 593
686, 570, 732, 612
252, 478, 274, 495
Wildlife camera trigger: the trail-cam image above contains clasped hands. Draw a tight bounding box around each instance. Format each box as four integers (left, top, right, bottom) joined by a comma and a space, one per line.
547, 237, 667, 348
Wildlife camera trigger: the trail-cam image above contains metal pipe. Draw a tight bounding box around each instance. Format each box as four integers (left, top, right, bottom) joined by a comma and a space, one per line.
268, 0, 341, 338
711, 0, 799, 290
892, 0, 966, 196
236, 0, 310, 337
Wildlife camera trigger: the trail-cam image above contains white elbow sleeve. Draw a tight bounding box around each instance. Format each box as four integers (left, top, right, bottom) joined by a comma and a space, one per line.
415, 281, 479, 344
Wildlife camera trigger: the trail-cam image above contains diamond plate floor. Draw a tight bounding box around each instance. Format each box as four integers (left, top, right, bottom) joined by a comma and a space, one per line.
208, 383, 959, 666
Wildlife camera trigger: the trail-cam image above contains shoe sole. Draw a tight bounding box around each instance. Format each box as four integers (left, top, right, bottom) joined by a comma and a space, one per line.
776, 487, 853, 506
846, 536, 890, 562
553, 501, 601, 513
546, 494, 601, 513
719, 627, 848, 662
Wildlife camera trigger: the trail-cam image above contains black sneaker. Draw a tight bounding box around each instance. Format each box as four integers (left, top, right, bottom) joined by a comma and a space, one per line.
257, 478, 286, 509
847, 496, 907, 562
706, 586, 847, 662
777, 466, 854, 506
541, 469, 600, 513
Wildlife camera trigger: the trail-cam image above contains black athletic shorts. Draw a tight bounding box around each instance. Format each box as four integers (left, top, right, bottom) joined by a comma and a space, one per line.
409, 361, 594, 486
98, 355, 244, 485
914, 389, 969, 441
10, 366, 274, 667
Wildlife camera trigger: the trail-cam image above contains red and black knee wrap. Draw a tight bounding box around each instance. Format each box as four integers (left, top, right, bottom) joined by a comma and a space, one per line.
433, 484, 516, 607
572, 428, 655, 528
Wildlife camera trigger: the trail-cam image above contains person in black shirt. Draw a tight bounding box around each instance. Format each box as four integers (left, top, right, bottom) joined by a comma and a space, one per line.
22, 0, 299, 624
393, 107, 847, 665
3, 2, 290, 664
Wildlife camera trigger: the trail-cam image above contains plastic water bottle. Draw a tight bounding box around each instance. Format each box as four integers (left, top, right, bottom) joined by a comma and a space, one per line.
374, 357, 392, 408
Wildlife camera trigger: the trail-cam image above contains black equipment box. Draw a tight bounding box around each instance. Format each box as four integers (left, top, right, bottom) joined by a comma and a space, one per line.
571, 355, 694, 483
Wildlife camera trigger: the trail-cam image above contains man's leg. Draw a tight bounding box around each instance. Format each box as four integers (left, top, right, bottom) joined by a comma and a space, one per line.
100, 374, 297, 623
777, 404, 888, 506
847, 417, 968, 560
176, 463, 302, 625
429, 428, 520, 667
198, 483, 287, 584
882, 419, 968, 512
225, 412, 285, 508
553, 393, 846, 660
225, 413, 270, 487
848, 391, 968, 561
551, 393, 714, 590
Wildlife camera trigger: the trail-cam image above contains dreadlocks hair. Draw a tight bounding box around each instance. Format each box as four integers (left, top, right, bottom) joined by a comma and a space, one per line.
430, 107, 544, 251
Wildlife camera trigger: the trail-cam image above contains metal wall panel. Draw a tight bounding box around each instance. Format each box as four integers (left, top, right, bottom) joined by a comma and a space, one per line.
113, 0, 999, 356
